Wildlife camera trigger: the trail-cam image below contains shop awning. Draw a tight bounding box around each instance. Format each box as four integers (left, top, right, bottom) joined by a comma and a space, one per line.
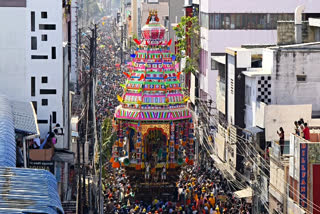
234, 187, 253, 198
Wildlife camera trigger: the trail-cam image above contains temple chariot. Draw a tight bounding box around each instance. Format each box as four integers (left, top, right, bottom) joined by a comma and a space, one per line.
111, 10, 194, 187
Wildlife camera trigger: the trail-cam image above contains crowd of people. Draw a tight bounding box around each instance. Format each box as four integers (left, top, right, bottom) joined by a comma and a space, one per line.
102, 156, 252, 214
95, 25, 125, 126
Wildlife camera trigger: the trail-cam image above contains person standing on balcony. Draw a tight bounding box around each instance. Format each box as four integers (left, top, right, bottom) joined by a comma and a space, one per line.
303, 123, 310, 141
298, 120, 305, 138
277, 127, 285, 155
294, 121, 300, 136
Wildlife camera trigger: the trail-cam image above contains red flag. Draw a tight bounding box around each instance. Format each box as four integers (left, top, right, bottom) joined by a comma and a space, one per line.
164, 74, 168, 79
177, 72, 181, 79
123, 72, 131, 78
133, 39, 141, 45
167, 39, 172, 46
138, 74, 144, 81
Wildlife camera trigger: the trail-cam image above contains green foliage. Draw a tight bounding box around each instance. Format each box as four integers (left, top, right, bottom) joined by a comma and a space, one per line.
173, 15, 200, 74
95, 118, 117, 169
101, 118, 117, 161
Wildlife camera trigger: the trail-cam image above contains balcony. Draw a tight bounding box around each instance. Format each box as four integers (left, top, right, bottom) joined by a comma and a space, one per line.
29, 147, 54, 161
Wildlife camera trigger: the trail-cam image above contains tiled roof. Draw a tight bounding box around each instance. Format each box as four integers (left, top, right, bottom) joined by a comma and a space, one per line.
10, 100, 39, 135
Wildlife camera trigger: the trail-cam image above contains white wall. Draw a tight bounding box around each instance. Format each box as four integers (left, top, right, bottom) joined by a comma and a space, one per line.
227, 55, 235, 125
70, 0, 78, 85
200, 0, 320, 13
26, 0, 63, 139
264, 104, 312, 141
268, 46, 320, 113
244, 76, 257, 128
201, 27, 277, 53
0, 8, 27, 101
206, 69, 217, 101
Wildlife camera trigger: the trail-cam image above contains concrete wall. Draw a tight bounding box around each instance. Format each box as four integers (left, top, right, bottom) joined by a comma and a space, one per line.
169, 0, 184, 50
244, 76, 257, 128
263, 104, 313, 141
277, 21, 313, 45
270, 160, 286, 197
227, 55, 235, 125
268, 45, 320, 113
201, 27, 278, 53
70, 0, 78, 85
216, 79, 225, 114
0, 7, 27, 101
200, 0, 320, 13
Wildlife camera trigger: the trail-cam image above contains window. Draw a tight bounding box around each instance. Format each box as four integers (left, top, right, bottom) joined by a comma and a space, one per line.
37, 120, 48, 124
41, 12, 47, 18
42, 76, 48, 83
39, 24, 56, 30
40, 89, 56, 94
31, 55, 48, 59
31, 11, 35, 31
41, 34, 47, 41
52, 111, 56, 123
31, 101, 37, 114
42, 99, 48, 106
208, 13, 294, 30
51, 47, 56, 59
31, 77, 35, 96
31, 37, 37, 50
297, 75, 307, 82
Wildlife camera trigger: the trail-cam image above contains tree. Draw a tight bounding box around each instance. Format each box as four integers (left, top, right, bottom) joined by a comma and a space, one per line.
95, 118, 117, 170
173, 16, 200, 74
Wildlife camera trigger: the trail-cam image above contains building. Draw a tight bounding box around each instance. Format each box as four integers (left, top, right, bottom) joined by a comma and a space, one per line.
0, 0, 70, 148
168, 0, 184, 51
0, 0, 76, 205
199, 0, 320, 102
269, 124, 320, 214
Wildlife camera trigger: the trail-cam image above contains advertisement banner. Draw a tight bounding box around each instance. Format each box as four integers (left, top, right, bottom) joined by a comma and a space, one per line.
299, 143, 308, 208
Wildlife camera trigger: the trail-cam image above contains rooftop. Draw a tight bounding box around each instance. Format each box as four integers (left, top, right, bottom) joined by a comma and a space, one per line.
10, 99, 39, 135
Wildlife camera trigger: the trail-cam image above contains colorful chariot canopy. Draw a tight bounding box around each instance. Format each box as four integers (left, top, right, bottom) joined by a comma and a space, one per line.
114, 10, 191, 122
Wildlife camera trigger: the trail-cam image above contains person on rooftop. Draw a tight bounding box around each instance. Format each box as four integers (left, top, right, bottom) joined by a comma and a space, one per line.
298, 120, 304, 138
277, 127, 284, 155
303, 123, 310, 141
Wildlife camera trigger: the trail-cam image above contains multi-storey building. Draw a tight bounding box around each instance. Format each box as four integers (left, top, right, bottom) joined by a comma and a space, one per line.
0, 0, 76, 204
199, 0, 320, 102
0, 0, 69, 148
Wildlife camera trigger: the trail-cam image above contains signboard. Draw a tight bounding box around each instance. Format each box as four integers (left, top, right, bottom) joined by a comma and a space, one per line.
29, 161, 54, 174
62, 201, 76, 214
147, 0, 159, 3
299, 143, 308, 208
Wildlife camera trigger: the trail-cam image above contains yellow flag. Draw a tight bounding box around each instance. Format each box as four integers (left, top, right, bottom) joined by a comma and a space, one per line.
183, 97, 190, 102
117, 95, 123, 103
